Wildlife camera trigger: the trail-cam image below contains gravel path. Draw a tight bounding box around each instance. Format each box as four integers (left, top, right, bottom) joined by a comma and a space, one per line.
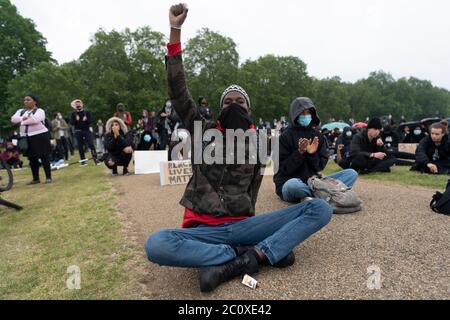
113, 173, 449, 300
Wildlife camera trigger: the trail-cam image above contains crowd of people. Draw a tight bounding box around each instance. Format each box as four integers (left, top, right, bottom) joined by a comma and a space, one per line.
318, 116, 450, 175
1, 2, 448, 294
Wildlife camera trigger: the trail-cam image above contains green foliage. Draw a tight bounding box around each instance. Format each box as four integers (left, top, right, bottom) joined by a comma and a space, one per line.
0, 0, 53, 134
183, 28, 240, 116
240, 55, 312, 121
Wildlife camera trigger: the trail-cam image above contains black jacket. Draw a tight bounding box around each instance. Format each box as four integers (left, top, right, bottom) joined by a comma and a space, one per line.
166, 54, 263, 218
350, 130, 387, 159
70, 110, 93, 131
104, 132, 131, 158
273, 98, 328, 198
416, 135, 450, 166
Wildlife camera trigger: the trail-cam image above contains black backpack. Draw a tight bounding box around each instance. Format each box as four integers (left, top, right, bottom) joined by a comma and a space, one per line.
430, 180, 450, 216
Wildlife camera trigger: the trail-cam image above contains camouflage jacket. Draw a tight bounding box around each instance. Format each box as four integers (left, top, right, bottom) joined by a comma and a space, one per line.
166, 54, 264, 217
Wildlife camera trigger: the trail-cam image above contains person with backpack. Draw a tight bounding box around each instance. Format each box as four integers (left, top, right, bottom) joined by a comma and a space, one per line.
11, 94, 52, 184
145, 4, 333, 293
70, 99, 99, 166
158, 99, 183, 153
274, 97, 358, 203
113, 103, 133, 129
412, 120, 450, 174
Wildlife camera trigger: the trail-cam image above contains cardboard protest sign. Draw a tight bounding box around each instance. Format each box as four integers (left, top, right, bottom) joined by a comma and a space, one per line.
160, 160, 193, 186
398, 143, 418, 155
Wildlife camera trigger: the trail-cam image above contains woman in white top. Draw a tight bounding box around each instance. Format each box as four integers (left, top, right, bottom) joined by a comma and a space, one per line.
11, 94, 52, 185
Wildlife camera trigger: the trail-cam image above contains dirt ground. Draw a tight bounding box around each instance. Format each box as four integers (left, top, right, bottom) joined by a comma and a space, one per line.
112, 172, 449, 300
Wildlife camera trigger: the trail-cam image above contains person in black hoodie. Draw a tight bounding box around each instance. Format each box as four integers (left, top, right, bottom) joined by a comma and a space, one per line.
402, 125, 427, 144
412, 120, 450, 174
335, 126, 357, 169
103, 117, 133, 176
349, 118, 397, 173
274, 97, 358, 202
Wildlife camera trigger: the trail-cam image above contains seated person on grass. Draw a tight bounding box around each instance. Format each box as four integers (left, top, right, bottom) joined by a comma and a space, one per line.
349, 118, 397, 174
273, 98, 358, 203
1, 142, 23, 169
145, 3, 333, 293
412, 120, 450, 175
335, 127, 357, 169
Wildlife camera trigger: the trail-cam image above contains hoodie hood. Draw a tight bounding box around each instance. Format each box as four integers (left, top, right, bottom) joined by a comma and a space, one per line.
106, 117, 128, 134
289, 97, 321, 127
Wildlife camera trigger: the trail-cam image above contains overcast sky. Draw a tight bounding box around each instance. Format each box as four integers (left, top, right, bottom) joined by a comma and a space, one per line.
11, 0, 450, 90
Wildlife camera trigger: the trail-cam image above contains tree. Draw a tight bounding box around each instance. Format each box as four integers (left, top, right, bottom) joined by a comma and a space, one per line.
311, 77, 351, 123
239, 55, 312, 122
0, 0, 53, 134
79, 27, 167, 119
184, 28, 240, 113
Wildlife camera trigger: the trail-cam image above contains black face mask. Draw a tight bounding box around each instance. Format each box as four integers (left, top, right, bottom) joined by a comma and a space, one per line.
218, 103, 253, 130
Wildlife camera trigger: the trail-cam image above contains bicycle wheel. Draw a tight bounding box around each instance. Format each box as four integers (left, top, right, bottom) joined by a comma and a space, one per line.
0, 159, 14, 192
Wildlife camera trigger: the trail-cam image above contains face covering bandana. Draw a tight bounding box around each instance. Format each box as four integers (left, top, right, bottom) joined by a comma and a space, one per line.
297, 115, 312, 127
414, 130, 422, 136
218, 103, 253, 130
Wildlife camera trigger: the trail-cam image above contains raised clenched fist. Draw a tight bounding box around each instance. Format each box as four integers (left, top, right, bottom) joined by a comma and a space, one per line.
169, 3, 188, 29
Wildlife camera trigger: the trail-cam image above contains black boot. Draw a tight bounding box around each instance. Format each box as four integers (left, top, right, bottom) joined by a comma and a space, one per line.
234, 246, 296, 268
270, 252, 296, 268
199, 251, 259, 293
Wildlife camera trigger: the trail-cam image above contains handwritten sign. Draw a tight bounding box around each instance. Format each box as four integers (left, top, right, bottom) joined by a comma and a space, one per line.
160, 160, 193, 186
398, 143, 418, 155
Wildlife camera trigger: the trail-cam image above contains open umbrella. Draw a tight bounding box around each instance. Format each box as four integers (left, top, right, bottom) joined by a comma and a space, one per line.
353, 122, 368, 128
321, 122, 350, 131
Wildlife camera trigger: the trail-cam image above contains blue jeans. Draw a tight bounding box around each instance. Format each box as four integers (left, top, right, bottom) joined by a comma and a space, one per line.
282, 169, 358, 203
145, 199, 332, 267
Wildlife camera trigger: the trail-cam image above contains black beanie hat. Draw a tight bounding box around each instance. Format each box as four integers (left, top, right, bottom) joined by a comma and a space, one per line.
368, 118, 382, 130
25, 93, 39, 104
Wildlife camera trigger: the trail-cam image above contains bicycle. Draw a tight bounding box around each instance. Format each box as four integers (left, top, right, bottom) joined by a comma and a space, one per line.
0, 157, 22, 211
0, 157, 13, 192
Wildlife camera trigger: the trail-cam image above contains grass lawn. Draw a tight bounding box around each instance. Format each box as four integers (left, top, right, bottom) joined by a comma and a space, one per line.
0, 159, 138, 300
323, 162, 448, 190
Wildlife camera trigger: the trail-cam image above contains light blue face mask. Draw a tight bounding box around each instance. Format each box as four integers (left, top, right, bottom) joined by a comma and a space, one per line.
414, 130, 422, 136
143, 135, 152, 143
297, 115, 313, 127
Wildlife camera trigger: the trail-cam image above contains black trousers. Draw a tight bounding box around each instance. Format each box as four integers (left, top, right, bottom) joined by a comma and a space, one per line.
75, 130, 97, 161
104, 153, 132, 174
158, 130, 169, 151
29, 155, 51, 181
57, 136, 69, 160
351, 154, 397, 173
